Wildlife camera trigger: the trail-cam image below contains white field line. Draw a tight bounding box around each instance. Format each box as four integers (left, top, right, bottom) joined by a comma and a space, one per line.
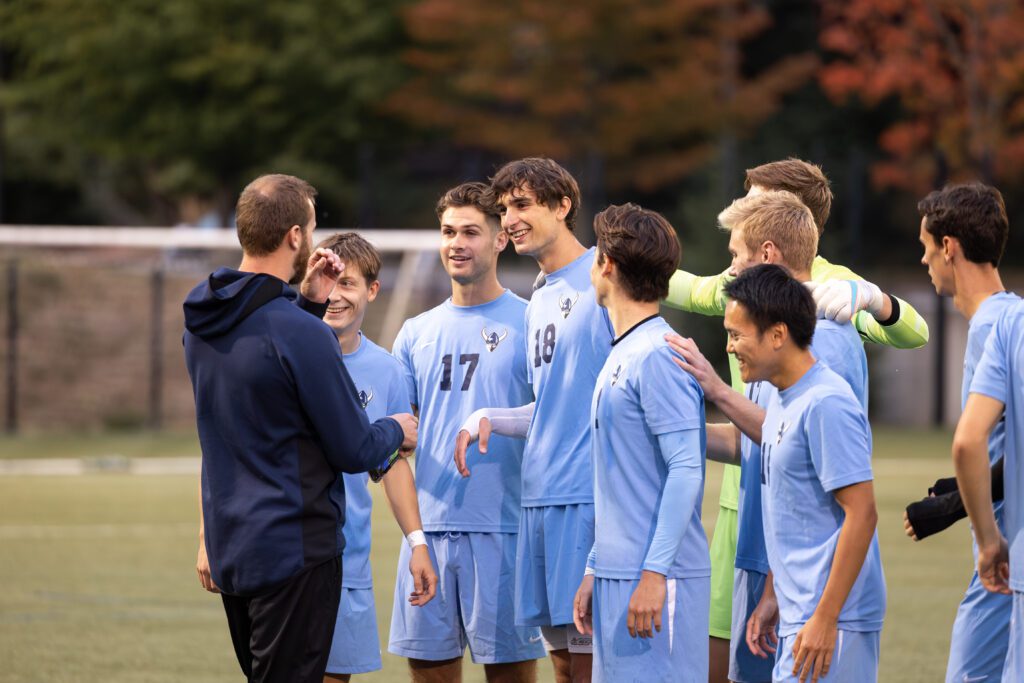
0, 523, 196, 539
0, 457, 200, 476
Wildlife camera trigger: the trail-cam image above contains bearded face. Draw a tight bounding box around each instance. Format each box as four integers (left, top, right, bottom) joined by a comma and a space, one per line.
288, 224, 313, 285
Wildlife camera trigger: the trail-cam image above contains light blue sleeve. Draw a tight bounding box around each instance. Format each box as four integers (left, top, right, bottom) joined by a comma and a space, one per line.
587, 545, 596, 570
970, 317, 1009, 405
806, 394, 873, 493
643, 428, 703, 575
639, 347, 703, 435
386, 361, 413, 414
391, 322, 419, 409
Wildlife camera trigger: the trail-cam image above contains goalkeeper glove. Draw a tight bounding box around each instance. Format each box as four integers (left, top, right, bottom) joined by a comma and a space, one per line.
805, 279, 887, 324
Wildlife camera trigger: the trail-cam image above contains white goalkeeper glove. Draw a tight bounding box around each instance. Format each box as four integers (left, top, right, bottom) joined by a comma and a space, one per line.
805, 279, 886, 324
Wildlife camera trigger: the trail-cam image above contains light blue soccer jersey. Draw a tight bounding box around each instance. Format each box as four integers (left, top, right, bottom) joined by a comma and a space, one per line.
337, 333, 412, 589
970, 300, 1024, 591
760, 361, 886, 636
590, 316, 709, 579
735, 319, 868, 575
393, 291, 532, 533
522, 248, 614, 506
964, 292, 1019, 463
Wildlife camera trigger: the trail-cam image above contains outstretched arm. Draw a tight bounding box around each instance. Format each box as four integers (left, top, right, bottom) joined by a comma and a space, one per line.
663, 268, 731, 317
454, 403, 535, 477
381, 460, 437, 606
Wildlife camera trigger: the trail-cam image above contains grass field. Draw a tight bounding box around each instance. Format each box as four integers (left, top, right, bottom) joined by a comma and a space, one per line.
0, 428, 978, 682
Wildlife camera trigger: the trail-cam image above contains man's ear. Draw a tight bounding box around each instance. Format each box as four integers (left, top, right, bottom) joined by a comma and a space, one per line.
287, 224, 303, 251
942, 235, 959, 264
367, 280, 381, 303
769, 321, 788, 350
556, 196, 572, 221
760, 241, 775, 264
494, 224, 509, 252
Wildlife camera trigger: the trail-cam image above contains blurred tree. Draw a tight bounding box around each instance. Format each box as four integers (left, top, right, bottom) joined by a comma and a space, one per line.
390, 0, 816, 199
820, 0, 1024, 193
0, 0, 409, 224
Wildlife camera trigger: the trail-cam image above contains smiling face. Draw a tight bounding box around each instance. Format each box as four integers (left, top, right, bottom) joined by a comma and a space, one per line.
724, 299, 777, 384
498, 185, 567, 259
323, 266, 378, 338
919, 216, 955, 297
440, 205, 507, 285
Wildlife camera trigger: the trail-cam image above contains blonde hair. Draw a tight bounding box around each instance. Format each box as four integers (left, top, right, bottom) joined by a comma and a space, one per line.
745, 158, 831, 234
718, 190, 818, 274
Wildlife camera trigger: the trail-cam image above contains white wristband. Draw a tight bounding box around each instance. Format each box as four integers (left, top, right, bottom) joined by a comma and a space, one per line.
406, 530, 427, 549
584, 566, 595, 577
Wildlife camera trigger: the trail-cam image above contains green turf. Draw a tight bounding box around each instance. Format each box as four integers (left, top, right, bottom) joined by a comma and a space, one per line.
0, 430, 977, 682
0, 431, 201, 460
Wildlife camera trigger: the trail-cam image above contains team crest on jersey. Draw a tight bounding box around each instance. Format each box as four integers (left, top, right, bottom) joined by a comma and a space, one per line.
610, 364, 622, 386
358, 387, 374, 410
776, 421, 788, 444
559, 292, 580, 318
481, 327, 508, 352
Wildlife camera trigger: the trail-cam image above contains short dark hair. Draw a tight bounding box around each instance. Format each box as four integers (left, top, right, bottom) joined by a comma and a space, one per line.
436, 182, 502, 231
490, 157, 581, 231
745, 159, 831, 235
918, 182, 1008, 267
316, 232, 382, 283
593, 203, 680, 302
236, 174, 317, 256
724, 264, 816, 350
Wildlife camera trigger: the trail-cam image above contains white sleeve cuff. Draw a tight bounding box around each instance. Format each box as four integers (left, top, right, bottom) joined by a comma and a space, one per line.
406, 530, 427, 549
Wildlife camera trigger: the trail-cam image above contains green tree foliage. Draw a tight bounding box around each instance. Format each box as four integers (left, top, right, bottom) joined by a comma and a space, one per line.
0, 0, 408, 223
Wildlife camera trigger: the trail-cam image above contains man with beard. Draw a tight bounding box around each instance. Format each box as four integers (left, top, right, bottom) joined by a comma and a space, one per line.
184, 173, 418, 683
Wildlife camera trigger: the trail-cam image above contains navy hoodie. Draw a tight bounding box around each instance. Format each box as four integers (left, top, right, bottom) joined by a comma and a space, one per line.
183, 267, 404, 596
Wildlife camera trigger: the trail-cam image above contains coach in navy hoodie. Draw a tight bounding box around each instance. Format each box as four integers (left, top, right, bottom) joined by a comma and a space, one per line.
183, 174, 416, 683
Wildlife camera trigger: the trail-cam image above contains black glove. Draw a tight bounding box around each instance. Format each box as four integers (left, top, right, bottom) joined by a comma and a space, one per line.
928, 476, 958, 497
905, 490, 967, 541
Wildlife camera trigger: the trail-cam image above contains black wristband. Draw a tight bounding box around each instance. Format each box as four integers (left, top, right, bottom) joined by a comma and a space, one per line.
878, 294, 900, 326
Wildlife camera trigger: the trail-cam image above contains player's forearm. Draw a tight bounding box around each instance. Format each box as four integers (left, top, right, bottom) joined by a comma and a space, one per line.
643, 430, 703, 573
953, 418, 1001, 546
461, 403, 535, 440
663, 269, 729, 316
381, 459, 424, 537
706, 423, 741, 465
854, 296, 929, 349
817, 482, 877, 621
708, 388, 765, 445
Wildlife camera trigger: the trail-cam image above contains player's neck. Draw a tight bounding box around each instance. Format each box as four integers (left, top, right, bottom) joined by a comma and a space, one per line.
535, 231, 587, 274
770, 348, 816, 392
953, 263, 1006, 321
337, 327, 363, 355
607, 296, 660, 339
451, 273, 505, 307
238, 252, 294, 284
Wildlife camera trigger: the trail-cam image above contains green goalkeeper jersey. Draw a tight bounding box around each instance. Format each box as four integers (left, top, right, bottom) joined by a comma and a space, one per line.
663, 254, 929, 509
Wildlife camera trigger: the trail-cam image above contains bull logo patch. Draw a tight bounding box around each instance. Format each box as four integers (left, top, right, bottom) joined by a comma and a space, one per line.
358, 387, 374, 410
481, 327, 508, 352
610, 364, 622, 386
559, 292, 580, 319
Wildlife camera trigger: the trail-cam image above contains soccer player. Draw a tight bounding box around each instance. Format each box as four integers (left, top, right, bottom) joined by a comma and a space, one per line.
387, 182, 543, 682
315, 232, 438, 682
667, 190, 868, 683
184, 174, 417, 683
898, 183, 1016, 682
714, 264, 885, 683
953, 300, 1024, 679
662, 159, 925, 683
455, 158, 614, 683
570, 204, 710, 682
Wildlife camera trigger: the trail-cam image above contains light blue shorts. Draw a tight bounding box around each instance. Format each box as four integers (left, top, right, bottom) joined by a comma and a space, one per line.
946, 568, 1012, 682
730, 568, 775, 683
388, 531, 544, 664
516, 503, 595, 627
773, 629, 879, 683
325, 587, 382, 674
1003, 590, 1024, 681
592, 575, 709, 683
